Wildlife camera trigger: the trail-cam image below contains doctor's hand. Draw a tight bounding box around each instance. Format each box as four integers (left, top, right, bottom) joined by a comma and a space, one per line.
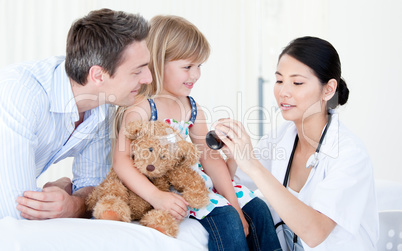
214, 119, 257, 174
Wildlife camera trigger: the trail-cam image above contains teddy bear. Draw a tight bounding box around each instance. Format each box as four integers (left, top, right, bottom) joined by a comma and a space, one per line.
86, 120, 210, 237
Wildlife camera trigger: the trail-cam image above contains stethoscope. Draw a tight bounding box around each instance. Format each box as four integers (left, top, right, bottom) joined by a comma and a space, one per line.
305, 113, 332, 169
277, 114, 332, 250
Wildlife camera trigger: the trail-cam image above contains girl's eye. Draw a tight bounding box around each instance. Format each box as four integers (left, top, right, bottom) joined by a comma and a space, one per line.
184, 66, 191, 69
293, 82, 303, 85
275, 80, 283, 84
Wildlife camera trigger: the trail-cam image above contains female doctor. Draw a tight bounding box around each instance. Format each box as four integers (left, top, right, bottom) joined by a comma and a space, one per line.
215, 36, 379, 250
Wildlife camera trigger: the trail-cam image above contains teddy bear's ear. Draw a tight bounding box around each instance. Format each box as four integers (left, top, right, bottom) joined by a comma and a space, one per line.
175, 141, 200, 167
124, 121, 147, 140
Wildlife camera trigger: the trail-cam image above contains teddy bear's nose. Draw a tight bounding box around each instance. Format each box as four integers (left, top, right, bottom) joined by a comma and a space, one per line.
146, 165, 155, 172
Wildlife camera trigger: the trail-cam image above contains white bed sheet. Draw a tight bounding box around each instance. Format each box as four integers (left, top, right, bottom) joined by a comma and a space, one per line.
0, 217, 208, 251
3, 179, 401, 251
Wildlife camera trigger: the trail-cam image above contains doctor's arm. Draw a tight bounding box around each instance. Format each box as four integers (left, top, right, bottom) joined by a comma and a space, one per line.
215, 118, 336, 247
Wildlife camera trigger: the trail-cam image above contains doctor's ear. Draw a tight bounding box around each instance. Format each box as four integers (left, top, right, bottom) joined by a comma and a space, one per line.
88, 65, 105, 86
323, 79, 337, 101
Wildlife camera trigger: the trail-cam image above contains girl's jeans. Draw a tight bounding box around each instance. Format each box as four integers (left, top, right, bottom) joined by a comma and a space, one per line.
197, 197, 282, 251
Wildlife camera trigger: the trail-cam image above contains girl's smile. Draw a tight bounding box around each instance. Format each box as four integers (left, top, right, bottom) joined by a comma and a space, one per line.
163, 59, 201, 97
184, 82, 194, 89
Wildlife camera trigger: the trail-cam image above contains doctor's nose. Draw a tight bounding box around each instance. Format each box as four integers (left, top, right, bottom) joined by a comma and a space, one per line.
278, 83, 292, 98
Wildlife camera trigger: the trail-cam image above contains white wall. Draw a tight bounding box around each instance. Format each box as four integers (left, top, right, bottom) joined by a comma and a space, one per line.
0, 0, 400, 185
326, 0, 402, 182
257, 0, 402, 183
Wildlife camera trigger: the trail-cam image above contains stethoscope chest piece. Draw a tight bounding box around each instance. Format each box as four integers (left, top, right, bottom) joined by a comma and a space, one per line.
306, 152, 319, 169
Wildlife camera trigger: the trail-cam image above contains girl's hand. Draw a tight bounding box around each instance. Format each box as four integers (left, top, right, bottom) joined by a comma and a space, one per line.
150, 190, 189, 221
230, 203, 249, 237
214, 119, 256, 173
238, 210, 250, 237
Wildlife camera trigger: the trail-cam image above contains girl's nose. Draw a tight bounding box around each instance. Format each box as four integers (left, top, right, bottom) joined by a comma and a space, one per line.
190, 67, 201, 81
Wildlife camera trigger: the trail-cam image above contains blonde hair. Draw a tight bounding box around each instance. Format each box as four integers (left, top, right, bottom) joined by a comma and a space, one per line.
139, 15, 211, 97
114, 15, 210, 139
113, 95, 146, 140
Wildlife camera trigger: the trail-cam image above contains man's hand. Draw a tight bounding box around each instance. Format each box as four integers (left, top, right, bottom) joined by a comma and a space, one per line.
16, 177, 92, 220
43, 177, 73, 195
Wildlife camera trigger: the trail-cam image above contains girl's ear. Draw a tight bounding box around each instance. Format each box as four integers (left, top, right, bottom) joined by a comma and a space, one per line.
88, 65, 105, 87
323, 79, 337, 101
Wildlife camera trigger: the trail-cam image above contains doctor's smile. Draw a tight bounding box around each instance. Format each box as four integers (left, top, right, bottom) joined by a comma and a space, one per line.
280, 103, 295, 111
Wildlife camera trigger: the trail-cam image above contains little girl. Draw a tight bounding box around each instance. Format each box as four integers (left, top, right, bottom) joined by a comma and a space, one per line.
113, 15, 281, 251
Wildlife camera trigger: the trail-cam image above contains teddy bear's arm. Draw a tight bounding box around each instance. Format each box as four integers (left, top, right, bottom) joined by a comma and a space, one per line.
86, 170, 133, 222
167, 167, 210, 209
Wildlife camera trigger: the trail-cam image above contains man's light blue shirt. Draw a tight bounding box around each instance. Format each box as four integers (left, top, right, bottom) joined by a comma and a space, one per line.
0, 56, 114, 219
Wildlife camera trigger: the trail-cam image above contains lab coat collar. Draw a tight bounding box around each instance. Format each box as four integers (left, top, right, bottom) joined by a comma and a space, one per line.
319, 109, 340, 159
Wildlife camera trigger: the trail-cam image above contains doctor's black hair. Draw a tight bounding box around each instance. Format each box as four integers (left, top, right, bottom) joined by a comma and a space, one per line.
279, 36, 349, 109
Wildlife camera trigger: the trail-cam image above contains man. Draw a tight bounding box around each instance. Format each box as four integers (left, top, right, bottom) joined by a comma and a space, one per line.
0, 9, 152, 220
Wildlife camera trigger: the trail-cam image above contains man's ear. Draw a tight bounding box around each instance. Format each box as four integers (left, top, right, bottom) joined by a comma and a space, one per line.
323, 79, 337, 101
88, 65, 105, 87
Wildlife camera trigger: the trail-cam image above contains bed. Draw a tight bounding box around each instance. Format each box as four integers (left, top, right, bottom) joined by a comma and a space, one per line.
0, 217, 208, 250
1, 179, 401, 250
